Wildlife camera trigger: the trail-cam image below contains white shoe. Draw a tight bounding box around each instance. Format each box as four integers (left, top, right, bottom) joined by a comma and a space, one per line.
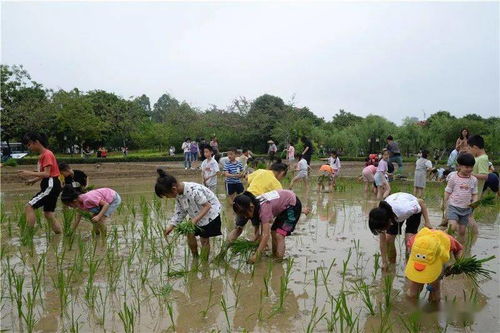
185, 167, 188, 170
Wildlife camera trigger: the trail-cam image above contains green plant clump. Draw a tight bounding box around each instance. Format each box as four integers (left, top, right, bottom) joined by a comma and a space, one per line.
445, 255, 496, 286
230, 239, 259, 254
174, 220, 200, 235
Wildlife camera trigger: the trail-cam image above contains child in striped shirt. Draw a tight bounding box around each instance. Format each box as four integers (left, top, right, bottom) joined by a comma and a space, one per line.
444, 153, 478, 238
223, 147, 244, 202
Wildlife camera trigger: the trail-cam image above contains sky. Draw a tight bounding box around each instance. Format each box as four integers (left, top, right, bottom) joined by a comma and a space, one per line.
2, 1, 499, 123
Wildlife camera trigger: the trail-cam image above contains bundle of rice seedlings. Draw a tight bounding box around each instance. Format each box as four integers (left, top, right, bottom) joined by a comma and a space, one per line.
174, 220, 200, 235
444, 255, 495, 286
230, 239, 259, 254
77, 210, 94, 221
469, 194, 496, 209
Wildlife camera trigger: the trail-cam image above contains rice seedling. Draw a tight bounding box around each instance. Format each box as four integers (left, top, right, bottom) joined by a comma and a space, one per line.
166, 301, 176, 331
372, 253, 381, 280
21, 291, 38, 333
174, 220, 200, 236
383, 275, 395, 311
341, 248, 352, 290
355, 280, 375, 316
444, 255, 495, 286
118, 301, 136, 333
306, 306, 326, 333
11, 267, 25, 318
399, 310, 422, 333
220, 294, 231, 331
229, 239, 259, 255
469, 193, 496, 208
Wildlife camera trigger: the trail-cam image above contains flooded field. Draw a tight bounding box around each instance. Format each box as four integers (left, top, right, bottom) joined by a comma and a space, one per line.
1, 169, 499, 332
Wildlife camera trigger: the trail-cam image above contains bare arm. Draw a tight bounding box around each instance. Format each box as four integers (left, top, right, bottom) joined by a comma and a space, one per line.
418, 199, 432, 228
91, 200, 109, 222
472, 173, 488, 180
18, 165, 52, 179
471, 193, 478, 205
163, 224, 175, 239
379, 232, 389, 270
455, 138, 461, 151
249, 222, 270, 264
302, 146, 309, 155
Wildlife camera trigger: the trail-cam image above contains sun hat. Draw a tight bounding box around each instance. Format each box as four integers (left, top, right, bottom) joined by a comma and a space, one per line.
267, 140, 274, 144
405, 227, 451, 284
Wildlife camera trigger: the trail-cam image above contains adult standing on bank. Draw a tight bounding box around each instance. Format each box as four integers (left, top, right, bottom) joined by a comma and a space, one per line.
455, 128, 470, 153
301, 136, 314, 166
386, 135, 403, 175
267, 140, 278, 163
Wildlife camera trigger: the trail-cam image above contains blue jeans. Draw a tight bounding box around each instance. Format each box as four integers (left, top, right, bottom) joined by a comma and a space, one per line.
184, 152, 191, 168
389, 155, 403, 174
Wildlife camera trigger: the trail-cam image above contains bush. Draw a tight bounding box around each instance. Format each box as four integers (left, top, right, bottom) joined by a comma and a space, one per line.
2, 158, 18, 167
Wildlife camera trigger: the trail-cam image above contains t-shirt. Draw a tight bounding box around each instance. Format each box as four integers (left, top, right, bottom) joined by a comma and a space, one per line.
64, 170, 88, 189
473, 154, 489, 175
78, 188, 117, 211
247, 169, 282, 196
407, 232, 463, 255
376, 159, 388, 173
386, 142, 400, 155
182, 142, 191, 153
385, 192, 422, 222
415, 158, 432, 172
237, 155, 249, 170
363, 165, 377, 174
190, 142, 199, 154
445, 172, 478, 208
328, 157, 341, 170
257, 190, 297, 224
268, 144, 277, 153
201, 158, 219, 187
320, 164, 333, 173
297, 159, 308, 172
447, 150, 458, 168
288, 146, 295, 160
38, 149, 60, 177
169, 182, 221, 227
223, 160, 243, 184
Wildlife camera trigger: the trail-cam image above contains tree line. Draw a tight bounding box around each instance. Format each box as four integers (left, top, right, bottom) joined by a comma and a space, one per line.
2, 64, 499, 157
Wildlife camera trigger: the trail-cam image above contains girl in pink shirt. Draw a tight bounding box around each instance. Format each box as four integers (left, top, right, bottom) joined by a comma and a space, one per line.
361, 164, 377, 193
232, 190, 309, 264
61, 185, 121, 235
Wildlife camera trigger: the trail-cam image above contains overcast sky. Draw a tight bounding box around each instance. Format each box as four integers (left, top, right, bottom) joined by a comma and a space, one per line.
2, 1, 498, 123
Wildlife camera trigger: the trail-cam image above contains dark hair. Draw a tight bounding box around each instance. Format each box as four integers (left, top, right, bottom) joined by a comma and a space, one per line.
61, 184, 82, 204
467, 135, 484, 149
270, 160, 288, 176
421, 150, 429, 159
459, 128, 470, 140
296, 153, 303, 160
233, 191, 260, 217
386, 135, 394, 141
456, 153, 475, 167
155, 168, 178, 197
301, 136, 309, 143
242, 149, 248, 153
22, 132, 48, 148
58, 162, 71, 171
368, 201, 396, 235
203, 146, 214, 153
330, 151, 338, 156
228, 147, 237, 153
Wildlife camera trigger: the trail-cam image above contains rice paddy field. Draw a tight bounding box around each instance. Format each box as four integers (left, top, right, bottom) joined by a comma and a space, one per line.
1, 168, 499, 332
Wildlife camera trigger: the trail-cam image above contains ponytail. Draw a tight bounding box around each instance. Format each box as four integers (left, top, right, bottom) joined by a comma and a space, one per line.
270, 160, 288, 176
155, 168, 178, 197
61, 184, 82, 204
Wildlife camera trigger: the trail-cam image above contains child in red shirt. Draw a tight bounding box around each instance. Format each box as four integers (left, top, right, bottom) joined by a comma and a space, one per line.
18, 133, 62, 234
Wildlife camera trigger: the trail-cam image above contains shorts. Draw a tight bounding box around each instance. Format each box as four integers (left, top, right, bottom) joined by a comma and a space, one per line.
226, 182, 244, 195
28, 177, 61, 212
235, 214, 260, 228
386, 213, 421, 236
362, 169, 375, 182
447, 205, 472, 226
195, 215, 222, 238
483, 173, 499, 193
88, 193, 122, 217
304, 155, 312, 165
272, 197, 302, 236
374, 172, 387, 187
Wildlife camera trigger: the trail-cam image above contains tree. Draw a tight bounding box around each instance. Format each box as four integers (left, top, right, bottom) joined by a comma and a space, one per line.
331, 109, 363, 128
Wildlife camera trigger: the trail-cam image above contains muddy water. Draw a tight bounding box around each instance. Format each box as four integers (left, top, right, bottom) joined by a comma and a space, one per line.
1, 174, 499, 332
